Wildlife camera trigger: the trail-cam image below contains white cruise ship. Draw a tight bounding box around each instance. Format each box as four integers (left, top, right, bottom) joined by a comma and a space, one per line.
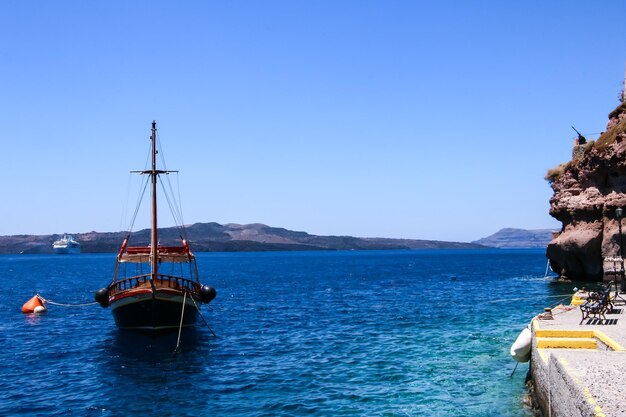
52, 234, 81, 254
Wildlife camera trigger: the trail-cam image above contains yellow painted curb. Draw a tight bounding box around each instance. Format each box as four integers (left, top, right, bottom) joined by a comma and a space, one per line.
535, 329, 594, 338
532, 316, 626, 351
537, 337, 597, 349
593, 330, 625, 351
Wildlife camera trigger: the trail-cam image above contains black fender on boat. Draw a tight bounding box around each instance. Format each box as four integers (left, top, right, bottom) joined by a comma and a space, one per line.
94, 288, 110, 308
200, 285, 217, 304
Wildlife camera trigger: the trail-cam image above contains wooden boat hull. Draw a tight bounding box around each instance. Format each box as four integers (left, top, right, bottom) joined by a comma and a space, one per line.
110, 289, 200, 332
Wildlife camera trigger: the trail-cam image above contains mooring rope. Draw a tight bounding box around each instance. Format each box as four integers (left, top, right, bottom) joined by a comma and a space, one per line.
174, 291, 187, 353
554, 295, 574, 314
488, 294, 574, 303
37, 295, 98, 307
544, 260, 552, 278
189, 295, 217, 337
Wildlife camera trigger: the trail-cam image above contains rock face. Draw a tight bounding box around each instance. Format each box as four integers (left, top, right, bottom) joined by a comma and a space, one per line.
546, 102, 626, 282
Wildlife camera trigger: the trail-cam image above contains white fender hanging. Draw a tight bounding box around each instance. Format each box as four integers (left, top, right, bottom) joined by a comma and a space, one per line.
510, 327, 532, 363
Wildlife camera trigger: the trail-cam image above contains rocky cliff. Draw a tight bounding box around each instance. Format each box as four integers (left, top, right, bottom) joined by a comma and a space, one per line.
546, 101, 626, 281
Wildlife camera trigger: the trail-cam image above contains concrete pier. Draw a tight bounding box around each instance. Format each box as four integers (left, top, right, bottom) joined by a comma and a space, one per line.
530, 297, 626, 416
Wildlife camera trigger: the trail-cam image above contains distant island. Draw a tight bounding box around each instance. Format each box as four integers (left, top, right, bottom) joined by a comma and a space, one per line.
0, 224, 554, 254
0, 222, 491, 254
471, 228, 554, 249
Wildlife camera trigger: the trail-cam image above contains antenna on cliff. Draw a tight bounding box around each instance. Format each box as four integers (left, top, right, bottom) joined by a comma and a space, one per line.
572, 126, 586, 145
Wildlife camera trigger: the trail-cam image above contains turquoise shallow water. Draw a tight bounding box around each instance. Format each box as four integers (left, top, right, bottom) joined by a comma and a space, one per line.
0, 249, 566, 416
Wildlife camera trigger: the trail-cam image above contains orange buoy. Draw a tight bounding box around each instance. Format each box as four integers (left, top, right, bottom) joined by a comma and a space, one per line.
22, 295, 47, 314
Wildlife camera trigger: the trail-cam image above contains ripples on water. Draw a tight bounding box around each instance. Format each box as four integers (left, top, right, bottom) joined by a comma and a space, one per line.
0, 250, 571, 416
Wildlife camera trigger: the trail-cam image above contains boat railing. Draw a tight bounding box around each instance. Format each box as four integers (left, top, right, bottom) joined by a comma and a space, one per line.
110, 274, 201, 294
126, 246, 190, 255
158, 274, 202, 292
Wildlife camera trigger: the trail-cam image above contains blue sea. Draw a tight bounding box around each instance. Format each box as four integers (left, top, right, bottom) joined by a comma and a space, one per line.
0, 249, 572, 416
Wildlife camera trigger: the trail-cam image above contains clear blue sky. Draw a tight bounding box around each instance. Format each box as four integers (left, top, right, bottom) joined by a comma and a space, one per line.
1, 1, 625, 242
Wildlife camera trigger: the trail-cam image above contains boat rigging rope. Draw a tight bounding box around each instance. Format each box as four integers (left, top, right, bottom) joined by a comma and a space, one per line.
159, 179, 186, 236
37, 295, 98, 307
119, 173, 134, 232
154, 129, 188, 240
176, 173, 184, 228
125, 175, 150, 234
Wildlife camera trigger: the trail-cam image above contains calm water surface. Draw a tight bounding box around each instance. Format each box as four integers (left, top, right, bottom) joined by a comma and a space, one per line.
0, 249, 571, 416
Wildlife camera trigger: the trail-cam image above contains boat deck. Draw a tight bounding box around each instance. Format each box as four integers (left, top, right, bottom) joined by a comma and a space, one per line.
530, 296, 626, 416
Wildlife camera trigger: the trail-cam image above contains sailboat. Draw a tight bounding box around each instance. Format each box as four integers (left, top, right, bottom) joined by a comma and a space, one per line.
95, 121, 216, 331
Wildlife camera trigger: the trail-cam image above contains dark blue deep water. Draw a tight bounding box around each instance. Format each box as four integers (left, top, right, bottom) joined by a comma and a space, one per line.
0, 249, 570, 416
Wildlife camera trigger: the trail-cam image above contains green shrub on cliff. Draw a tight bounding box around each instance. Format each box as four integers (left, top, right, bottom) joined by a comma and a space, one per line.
608, 101, 626, 120
595, 102, 626, 150
545, 162, 569, 184
545, 101, 626, 184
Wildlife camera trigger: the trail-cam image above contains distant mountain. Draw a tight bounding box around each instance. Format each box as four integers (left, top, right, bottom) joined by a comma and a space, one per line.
0, 222, 487, 254
472, 228, 554, 249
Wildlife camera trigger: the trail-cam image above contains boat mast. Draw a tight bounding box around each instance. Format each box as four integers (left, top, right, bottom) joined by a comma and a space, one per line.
150, 120, 158, 281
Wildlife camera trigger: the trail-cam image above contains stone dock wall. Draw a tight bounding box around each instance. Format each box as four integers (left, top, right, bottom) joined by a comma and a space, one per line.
528, 303, 626, 417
